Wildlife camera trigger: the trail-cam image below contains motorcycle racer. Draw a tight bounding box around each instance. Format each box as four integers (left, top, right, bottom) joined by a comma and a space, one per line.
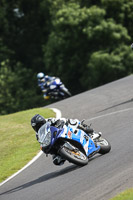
37, 72, 56, 99
31, 114, 99, 166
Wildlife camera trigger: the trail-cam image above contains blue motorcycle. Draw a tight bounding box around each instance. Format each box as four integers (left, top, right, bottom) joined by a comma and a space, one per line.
38, 122, 111, 166
47, 78, 71, 99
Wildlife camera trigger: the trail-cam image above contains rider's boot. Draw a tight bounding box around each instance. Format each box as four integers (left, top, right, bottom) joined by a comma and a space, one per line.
43, 94, 50, 100
90, 132, 102, 139
78, 124, 94, 135
78, 124, 102, 139
79, 122, 102, 149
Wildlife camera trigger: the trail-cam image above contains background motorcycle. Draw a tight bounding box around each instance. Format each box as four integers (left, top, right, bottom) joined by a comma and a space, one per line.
38, 122, 111, 166
46, 78, 71, 99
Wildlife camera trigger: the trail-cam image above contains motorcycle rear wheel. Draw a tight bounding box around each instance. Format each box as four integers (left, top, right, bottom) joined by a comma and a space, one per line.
59, 146, 88, 166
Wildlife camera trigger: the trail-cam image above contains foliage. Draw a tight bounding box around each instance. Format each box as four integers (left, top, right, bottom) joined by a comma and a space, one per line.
0, 0, 133, 114
81, 45, 133, 88
0, 60, 45, 115
44, 2, 133, 93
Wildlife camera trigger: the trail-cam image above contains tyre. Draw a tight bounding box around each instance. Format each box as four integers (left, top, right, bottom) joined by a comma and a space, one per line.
58, 146, 88, 166
60, 87, 71, 97
96, 137, 111, 154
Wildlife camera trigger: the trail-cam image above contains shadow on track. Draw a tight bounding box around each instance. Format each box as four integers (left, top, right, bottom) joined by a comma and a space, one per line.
0, 164, 80, 196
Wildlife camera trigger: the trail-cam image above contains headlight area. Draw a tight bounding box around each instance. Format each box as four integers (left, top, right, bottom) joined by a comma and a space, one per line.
41, 132, 51, 147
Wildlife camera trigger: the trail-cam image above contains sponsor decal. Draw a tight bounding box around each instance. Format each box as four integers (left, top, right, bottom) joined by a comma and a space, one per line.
67, 130, 72, 139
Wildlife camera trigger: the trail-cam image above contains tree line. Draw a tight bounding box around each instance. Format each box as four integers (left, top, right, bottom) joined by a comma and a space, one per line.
0, 0, 133, 115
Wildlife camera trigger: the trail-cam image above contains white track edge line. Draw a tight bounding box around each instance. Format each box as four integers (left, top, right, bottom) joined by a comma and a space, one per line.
0, 108, 62, 187
87, 107, 133, 121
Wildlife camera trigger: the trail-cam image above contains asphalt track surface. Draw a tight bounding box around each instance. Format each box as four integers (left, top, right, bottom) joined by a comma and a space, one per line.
0, 75, 133, 200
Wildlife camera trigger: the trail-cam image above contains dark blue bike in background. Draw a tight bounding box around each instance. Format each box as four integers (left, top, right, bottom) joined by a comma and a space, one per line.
46, 78, 71, 100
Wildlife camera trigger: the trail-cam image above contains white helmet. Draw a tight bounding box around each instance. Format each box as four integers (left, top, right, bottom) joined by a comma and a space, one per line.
37, 72, 45, 81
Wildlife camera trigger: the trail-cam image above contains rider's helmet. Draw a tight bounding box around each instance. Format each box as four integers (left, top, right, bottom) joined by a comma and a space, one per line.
31, 114, 46, 132
37, 72, 45, 82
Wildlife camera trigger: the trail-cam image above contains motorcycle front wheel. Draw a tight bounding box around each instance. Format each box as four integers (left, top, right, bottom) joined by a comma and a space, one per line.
95, 137, 111, 154
58, 146, 88, 166
60, 87, 71, 97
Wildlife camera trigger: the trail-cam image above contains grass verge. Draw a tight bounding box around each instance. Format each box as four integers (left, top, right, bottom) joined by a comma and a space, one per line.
0, 107, 55, 183
110, 188, 133, 200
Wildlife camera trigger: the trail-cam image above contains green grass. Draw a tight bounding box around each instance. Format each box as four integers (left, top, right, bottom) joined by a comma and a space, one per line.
0, 107, 55, 183
110, 188, 133, 200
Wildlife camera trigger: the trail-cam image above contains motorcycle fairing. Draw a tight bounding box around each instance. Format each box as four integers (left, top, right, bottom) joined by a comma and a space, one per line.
56, 126, 100, 157
48, 79, 66, 97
